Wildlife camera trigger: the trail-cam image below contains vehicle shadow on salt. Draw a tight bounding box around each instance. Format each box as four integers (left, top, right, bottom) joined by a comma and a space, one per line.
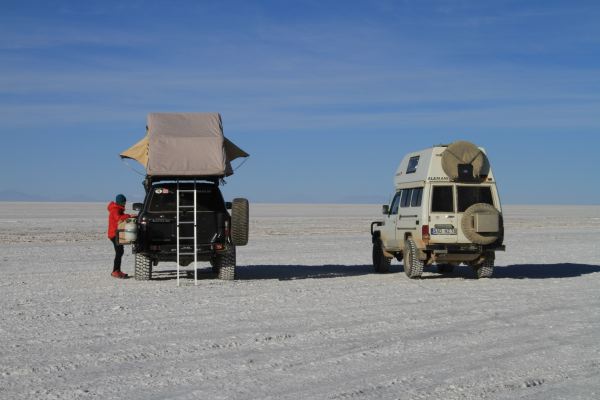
492, 263, 600, 279
236, 264, 374, 280
149, 265, 374, 281
148, 263, 600, 281
151, 268, 217, 281
421, 263, 600, 280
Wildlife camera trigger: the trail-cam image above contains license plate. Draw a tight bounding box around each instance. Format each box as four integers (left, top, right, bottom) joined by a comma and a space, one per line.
431, 228, 457, 235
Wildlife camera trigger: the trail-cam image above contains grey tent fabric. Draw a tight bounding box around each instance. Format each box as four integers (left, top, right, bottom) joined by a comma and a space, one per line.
120, 113, 248, 177
441, 141, 490, 180
147, 113, 224, 176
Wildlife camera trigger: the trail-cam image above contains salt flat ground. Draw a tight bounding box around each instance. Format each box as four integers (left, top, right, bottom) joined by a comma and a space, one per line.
1, 203, 599, 400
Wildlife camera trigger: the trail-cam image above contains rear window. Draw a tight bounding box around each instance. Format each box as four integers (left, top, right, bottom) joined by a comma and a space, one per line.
457, 186, 494, 212
148, 187, 223, 212
431, 186, 454, 213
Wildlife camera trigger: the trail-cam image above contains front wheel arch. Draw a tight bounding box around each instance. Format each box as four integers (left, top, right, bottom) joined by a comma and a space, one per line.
372, 238, 391, 273
371, 230, 381, 244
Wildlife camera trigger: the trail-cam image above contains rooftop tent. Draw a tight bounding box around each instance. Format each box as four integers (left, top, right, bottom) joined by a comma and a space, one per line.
120, 113, 248, 177
120, 136, 149, 167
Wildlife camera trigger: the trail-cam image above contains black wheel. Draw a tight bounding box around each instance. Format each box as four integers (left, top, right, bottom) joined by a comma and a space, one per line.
210, 257, 219, 274
437, 264, 455, 274
473, 254, 494, 279
134, 253, 152, 280
372, 238, 391, 273
404, 237, 423, 279
216, 245, 236, 280
231, 198, 249, 246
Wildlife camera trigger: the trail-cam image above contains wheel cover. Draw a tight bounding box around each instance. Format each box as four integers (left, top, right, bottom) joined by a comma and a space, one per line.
461, 203, 502, 245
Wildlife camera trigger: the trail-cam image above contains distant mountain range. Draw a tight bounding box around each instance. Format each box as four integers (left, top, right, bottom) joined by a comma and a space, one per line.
0, 190, 386, 204
337, 195, 388, 204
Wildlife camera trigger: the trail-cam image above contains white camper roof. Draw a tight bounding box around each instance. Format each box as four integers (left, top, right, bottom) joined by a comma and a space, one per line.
394, 141, 495, 189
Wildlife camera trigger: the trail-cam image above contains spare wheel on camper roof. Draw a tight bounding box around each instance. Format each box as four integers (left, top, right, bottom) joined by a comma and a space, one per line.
441, 140, 490, 181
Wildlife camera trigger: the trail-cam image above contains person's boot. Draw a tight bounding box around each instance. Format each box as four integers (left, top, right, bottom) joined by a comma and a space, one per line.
111, 270, 127, 279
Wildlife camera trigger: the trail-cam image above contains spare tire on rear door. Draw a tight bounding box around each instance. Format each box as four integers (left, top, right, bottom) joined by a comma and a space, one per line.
461, 203, 502, 245
231, 198, 249, 246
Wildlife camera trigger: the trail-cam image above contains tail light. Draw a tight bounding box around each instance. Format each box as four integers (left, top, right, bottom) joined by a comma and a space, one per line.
422, 225, 430, 243
224, 220, 230, 237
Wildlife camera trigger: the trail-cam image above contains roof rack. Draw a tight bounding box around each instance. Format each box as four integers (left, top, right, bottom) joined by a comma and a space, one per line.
143, 175, 220, 192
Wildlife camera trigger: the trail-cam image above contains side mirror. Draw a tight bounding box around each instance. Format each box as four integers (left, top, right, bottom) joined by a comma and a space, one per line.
382, 205, 389, 215
225, 202, 232, 210
132, 203, 142, 212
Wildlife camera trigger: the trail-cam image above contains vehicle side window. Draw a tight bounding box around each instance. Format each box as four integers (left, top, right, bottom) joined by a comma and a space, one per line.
411, 188, 423, 207
457, 186, 494, 212
406, 156, 420, 174
401, 188, 413, 208
431, 186, 454, 212
390, 191, 401, 214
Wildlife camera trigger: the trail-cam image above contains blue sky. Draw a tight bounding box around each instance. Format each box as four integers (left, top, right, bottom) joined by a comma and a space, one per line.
1, 0, 599, 204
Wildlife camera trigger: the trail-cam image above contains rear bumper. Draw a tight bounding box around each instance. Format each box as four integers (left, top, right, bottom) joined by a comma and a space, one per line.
135, 242, 227, 260
426, 243, 506, 253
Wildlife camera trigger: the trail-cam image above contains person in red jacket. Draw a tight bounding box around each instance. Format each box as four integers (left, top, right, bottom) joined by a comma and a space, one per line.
107, 194, 131, 278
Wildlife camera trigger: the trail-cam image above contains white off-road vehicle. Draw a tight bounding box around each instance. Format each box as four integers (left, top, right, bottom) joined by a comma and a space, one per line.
371, 141, 505, 279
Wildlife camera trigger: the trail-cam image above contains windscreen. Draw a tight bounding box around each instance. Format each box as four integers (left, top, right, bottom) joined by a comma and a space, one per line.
148, 187, 223, 212
457, 186, 494, 212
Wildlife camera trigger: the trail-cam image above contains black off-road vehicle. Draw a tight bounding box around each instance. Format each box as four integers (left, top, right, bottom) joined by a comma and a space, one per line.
132, 177, 249, 281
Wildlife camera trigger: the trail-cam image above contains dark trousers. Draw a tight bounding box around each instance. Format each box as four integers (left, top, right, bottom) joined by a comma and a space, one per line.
110, 237, 124, 272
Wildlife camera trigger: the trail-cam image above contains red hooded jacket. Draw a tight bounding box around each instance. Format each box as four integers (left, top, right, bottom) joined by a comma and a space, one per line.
107, 201, 131, 239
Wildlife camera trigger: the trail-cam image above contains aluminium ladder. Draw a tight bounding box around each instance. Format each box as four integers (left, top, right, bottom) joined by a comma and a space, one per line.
176, 183, 198, 286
